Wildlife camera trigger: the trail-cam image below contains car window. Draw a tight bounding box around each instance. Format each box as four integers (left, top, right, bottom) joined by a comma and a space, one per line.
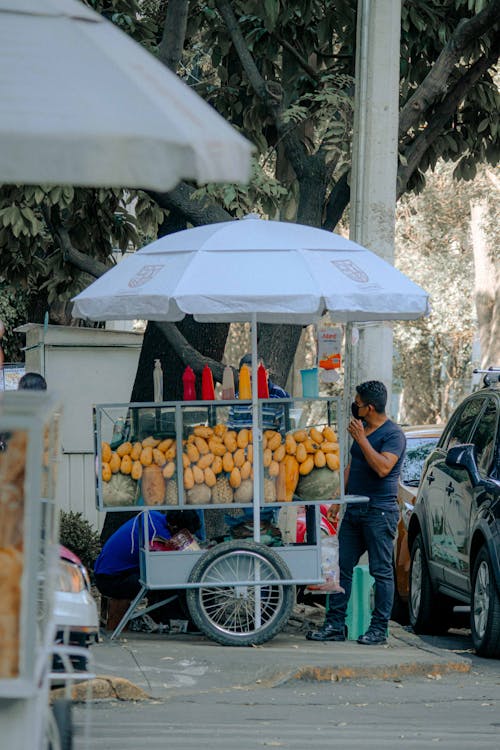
471, 398, 499, 476
443, 397, 486, 450
400, 437, 440, 484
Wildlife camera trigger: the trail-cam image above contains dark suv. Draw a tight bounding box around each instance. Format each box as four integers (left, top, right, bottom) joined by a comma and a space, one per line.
408, 369, 500, 657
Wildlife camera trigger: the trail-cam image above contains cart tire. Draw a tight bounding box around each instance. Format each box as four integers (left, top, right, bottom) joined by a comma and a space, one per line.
186, 540, 295, 646
52, 699, 73, 750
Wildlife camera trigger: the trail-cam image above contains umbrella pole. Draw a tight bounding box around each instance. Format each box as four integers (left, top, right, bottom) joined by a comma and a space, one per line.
250, 313, 263, 627
250, 312, 261, 544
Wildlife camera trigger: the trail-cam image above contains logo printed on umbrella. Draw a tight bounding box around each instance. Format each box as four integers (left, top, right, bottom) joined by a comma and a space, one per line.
331, 260, 369, 283
128, 265, 165, 288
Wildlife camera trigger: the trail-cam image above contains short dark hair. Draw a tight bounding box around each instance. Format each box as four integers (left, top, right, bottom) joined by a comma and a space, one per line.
356, 381, 387, 413
18, 372, 47, 391
239, 352, 266, 370
167, 509, 201, 535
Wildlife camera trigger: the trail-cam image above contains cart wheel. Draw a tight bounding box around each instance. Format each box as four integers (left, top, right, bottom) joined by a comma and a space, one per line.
51, 699, 73, 750
186, 540, 295, 646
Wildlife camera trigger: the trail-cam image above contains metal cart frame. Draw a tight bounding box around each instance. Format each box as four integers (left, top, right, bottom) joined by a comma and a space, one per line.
95, 396, 366, 645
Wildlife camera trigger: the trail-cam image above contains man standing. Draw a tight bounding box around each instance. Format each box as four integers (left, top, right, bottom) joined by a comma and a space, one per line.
306, 381, 405, 645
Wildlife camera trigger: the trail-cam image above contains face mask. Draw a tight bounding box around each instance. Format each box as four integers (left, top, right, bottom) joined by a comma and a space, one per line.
351, 402, 361, 419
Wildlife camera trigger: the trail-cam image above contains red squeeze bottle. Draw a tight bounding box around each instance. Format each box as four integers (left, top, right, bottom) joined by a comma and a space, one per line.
182, 366, 197, 400
257, 363, 269, 398
201, 364, 215, 400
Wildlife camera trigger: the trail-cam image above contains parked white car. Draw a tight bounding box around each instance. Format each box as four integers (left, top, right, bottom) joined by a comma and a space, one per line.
52, 545, 98, 672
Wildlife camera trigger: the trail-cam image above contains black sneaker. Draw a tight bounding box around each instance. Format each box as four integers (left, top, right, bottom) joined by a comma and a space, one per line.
305, 623, 346, 642
357, 630, 387, 645
128, 614, 160, 633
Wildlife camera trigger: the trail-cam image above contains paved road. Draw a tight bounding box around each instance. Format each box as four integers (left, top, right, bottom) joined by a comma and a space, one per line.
73, 628, 500, 750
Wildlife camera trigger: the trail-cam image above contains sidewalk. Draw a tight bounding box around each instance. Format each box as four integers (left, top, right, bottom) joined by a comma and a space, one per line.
62, 614, 472, 702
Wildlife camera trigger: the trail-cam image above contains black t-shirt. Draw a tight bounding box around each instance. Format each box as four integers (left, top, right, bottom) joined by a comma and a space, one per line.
347, 420, 406, 509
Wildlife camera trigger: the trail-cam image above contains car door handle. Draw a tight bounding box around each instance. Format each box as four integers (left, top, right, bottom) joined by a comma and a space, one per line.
426, 473, 435, 485
445, 482, 455, 497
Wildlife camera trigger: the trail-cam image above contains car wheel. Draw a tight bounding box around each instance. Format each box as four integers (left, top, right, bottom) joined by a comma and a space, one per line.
471, 546, 500, 658
409, 533, 452, 634
186, 540, 295, 646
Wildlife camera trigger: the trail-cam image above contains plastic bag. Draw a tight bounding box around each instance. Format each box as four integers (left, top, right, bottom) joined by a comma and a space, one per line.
307, 535, 344, 593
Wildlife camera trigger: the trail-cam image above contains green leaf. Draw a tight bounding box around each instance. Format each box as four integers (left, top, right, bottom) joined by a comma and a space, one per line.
34, 187, 46, 204
263, 0, 280, 31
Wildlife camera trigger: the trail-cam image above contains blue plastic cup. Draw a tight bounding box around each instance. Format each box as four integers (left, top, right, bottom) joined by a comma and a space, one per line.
300, 367, 319, 398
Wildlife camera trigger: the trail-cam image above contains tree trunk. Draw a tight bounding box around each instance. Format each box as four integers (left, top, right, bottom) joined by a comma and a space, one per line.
471, 199, 499, 368
158, 0, 189, 72
131, 318, 229, 402
256, 323, 304, 391
296, 157, 328, 227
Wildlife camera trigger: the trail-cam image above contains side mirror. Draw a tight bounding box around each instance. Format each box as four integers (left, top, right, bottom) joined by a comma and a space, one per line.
446, 444, 482, 486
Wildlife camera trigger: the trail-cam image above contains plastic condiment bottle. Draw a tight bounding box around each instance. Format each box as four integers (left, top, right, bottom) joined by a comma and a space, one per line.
221, 365, 235, 400
238, 363, 252, 399
182, 365, 197, 400
153, 359, 163, 403
257, 363, 269, 398
201, 364, 215, 400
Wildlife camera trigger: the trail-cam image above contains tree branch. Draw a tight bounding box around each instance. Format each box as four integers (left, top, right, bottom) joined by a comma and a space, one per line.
322, 171, 350, 231
214, 0, 309, 178
147, 182, 232, 226
155, 321, 235, 384
215, 0, 269, 99
41, 206, 111, 278
397, 36, 500, 197
399, 0, 500, 137
272, 34, 318, 82
158, 0, 190, 72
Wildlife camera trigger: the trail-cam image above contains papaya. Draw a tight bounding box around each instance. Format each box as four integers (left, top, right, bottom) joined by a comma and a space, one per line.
120, 454, 132, 475
101, 442, 112, 464
116, 441, 132, 457
283, 455, 299, 502
142, 464, 165, 505
162, 461, 176, 479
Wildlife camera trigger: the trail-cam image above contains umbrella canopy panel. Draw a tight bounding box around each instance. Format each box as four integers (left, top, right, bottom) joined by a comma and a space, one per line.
0, 0, 252, 189
72, 216, 430, 324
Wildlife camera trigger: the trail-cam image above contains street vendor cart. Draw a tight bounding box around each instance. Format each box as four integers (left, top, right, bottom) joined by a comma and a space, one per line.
73, 215, 429, 647
94, 394, 353, 645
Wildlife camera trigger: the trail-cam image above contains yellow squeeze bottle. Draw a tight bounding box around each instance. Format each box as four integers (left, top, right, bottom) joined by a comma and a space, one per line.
238, 364, 252, 399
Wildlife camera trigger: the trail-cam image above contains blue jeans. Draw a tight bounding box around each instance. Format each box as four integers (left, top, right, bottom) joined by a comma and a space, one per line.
326, 504, 399, 634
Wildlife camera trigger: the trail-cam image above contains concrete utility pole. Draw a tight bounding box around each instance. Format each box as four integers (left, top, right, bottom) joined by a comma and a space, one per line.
349, 0, 402, 415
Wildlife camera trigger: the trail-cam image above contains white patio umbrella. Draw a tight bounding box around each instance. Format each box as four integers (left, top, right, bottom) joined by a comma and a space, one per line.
0, 0, 252, 189
72, 214, 430, 324
72, 215, 429, 536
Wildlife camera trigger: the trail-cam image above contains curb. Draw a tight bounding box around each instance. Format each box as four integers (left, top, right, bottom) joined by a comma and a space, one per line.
61, 621, 473, 702
269, 659, 471, 686
51, 676, 151, 702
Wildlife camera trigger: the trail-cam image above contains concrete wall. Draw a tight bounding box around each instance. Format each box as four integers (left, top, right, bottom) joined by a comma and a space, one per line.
17, 324, 143, 530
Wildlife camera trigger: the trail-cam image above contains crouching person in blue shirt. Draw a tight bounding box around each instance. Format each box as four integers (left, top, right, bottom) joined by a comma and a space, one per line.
94, 509, 201, 632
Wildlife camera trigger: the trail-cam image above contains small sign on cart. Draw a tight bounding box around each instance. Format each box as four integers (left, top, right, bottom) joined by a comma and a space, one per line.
317, 325, 343, 371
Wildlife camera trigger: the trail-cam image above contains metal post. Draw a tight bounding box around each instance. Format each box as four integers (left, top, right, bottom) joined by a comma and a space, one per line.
350, 0, 402, 410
